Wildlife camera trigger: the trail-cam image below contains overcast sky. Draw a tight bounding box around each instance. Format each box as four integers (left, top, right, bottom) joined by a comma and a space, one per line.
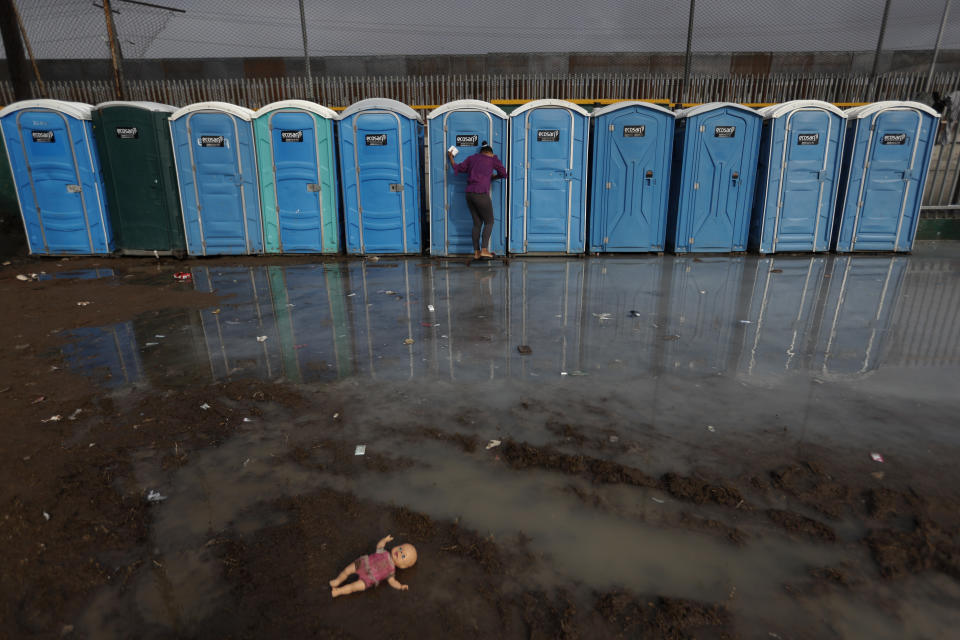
5, 0, 960, 59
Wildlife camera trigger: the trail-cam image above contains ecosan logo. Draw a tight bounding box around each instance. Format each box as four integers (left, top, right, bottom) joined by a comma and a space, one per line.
280, 130, 303, 142
455, 134, 479, 146
115, 127, 138, 139
623, 125, 646, 137
365, 133, 388, 145
537, 129, 560, 142
882, 133, 907, 145
31, 130, 55, 143
714, 126, 736, 138
199, 135, 224, 147
797, 133, 819, 145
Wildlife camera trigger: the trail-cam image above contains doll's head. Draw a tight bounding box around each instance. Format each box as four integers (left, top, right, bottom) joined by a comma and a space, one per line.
391, 543, 417, 569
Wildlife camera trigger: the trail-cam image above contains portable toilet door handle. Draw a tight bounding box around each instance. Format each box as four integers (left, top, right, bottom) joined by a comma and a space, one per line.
645, 170, 655, 186
731, 171, 740, 187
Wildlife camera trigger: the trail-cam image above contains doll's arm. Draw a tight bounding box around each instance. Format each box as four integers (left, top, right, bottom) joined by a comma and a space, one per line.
375, 534, 394, 551
387, 576, 409, 591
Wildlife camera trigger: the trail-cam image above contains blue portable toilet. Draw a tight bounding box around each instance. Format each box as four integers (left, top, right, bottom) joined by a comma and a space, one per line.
833, 101, 939, 252
508, 99, 590, 254
254, 100, 340, 254
337, 98, 424, 255
0, 99, 112, 255
169, 102, 262, 255
427, 100, 508, 256
667, 102, 762, 253
589, 101, 675, 252
751, 100, 846, 254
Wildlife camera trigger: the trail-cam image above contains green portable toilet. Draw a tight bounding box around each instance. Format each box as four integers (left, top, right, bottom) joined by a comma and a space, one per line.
92, 101, 186, 255
254, 100, 339, 254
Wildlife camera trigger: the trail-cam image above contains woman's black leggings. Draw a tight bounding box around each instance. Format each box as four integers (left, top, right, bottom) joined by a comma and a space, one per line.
465, 192, 494, 251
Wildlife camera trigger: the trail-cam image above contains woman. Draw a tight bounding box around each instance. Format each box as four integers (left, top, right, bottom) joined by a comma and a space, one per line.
447, 141, 507, 259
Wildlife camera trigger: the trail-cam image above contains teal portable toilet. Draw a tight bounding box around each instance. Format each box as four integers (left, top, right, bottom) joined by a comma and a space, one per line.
254, 100, 340, 254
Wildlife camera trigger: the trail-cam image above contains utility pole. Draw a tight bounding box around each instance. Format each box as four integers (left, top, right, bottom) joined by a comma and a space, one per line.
102, 0, 127, 99
869, 0, 892, 101
680, 0, 696, 107
925, 0, 952, 94
0, 0, 32, 100
299, 0, 314, 101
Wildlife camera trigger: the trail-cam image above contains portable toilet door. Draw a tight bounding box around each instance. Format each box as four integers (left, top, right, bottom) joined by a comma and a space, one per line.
666, 102, 762, 253
169, 102, 262, 255
92, 101, 185, 255
0, 100, 112, 255
254, 100, 339, 254
508, 99, 590, 254
427, 100, 508, 256
833, 101, 939, 252
337, 98, 423, 255
589, 101, 675, 252
750, 101, 846, 254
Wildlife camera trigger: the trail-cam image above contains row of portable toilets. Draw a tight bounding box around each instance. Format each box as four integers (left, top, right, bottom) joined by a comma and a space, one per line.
0, 97, 939, 257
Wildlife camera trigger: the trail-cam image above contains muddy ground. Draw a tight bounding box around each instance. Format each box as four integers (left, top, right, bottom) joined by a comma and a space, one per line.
1, 254, 960, 639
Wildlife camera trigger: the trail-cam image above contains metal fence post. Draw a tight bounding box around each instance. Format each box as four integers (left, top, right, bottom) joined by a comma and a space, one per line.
299, 0, 314, 101
926, 0, 953, 93
870, 0, 892, 101
680, 0, 696, 106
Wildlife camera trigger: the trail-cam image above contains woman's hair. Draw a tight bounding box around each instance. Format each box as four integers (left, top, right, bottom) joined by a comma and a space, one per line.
480, 140, 493, 153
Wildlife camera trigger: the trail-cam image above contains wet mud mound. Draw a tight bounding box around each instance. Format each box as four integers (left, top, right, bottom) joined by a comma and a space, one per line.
765, 509, 837, 542
660, 473, 744, 507
769, 462, 853, 519
498, 440, 657, 487
595, 591, 734, 640
865, 519, 960, 580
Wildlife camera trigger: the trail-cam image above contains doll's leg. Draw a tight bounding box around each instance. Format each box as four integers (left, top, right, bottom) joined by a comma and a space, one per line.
329, 562, 357, 587
331, 580, 367, 598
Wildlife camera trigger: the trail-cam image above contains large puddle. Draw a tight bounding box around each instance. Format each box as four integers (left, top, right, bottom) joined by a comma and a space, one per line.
59, 249, 960, 638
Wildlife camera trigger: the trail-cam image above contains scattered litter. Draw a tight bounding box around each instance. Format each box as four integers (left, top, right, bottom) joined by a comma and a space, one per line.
286, 303, 295, 307
629, 310, 642, 317
403, 338, 414, 345
609, 435, 619, 443
485, 439, 502, 450
14, 343, 30, 350
871, 471, 885, 480
661, 334, 681, 341
427, 304, 435, 312
76, 301, 92, 306
738, 320, 752, 324
333, 413, 340, 419
154, 334, 165, 339
68, 409, 82, 420
211, 308, 221, 314
569, 370, 588, 376
146, 490, 167, 503
41, 415, 62, 423
88, 443, 95, 448
706, 425, 716, 432
256, 335, 268, 342
651, 497, 665, 504
768, 634, 782, 640
560, 371, 568, 376
2, 261, 10, 266
242, 417, 253, 423
517, 345, 533, 355
144, 342, 159, 347
440, 334, 447, 339
173, 272, 192, 281
61, 624, 73, 635
31, 396, 45, 404
243, 458, 251, 467
870, 452, 885, 463
592, 312, 613, 321
43, 511, 50, 521
16, 273, 39, 281
420, 321, 434, 327
382, 290, 397, 295
347, 292, 357, 297
770, 269, 783, 274
200, 403, 210, 410
555, 314, 562, 318
699, 290, 706, 294
354, 444, 366, 456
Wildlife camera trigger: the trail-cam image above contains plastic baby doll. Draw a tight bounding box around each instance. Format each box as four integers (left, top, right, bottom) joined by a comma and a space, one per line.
330, 534, 417, 597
